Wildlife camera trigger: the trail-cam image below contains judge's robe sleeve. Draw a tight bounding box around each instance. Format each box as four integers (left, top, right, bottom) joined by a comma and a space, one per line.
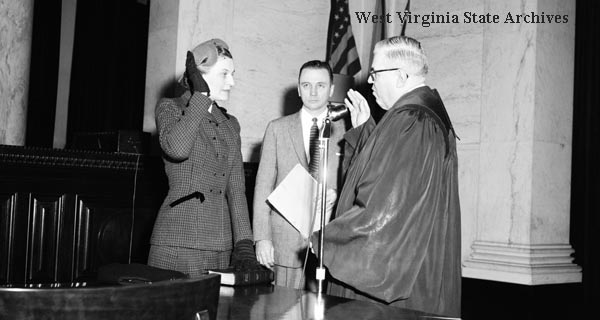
314, 108, 448, 303
340, 117, 376, 176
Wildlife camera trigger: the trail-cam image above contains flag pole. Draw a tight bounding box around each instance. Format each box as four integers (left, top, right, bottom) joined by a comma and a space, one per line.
381, 0, 387, 39
401, 0, 411, 36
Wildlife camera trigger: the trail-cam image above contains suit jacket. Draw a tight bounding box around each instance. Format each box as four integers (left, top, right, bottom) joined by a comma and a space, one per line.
150, 91, 252, 252
253, 110, 349, 267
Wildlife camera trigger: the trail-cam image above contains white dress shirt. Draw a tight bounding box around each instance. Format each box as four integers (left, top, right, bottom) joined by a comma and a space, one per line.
300, 107, 328, 161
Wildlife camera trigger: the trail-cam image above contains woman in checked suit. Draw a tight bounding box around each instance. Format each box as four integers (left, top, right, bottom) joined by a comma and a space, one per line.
148, 39, 258, 277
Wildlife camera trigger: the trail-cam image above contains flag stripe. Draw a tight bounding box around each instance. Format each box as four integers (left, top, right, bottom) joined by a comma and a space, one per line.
332, 35, 360, 75
330, 29, 352, 70
328, 0, 361, 76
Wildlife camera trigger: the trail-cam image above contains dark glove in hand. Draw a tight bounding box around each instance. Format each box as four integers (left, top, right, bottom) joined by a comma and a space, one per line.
185, 51, 210, 95
231, 239, 260, 271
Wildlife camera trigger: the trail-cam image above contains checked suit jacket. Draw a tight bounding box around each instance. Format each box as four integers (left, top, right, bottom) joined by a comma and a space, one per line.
150, 91, 252, 252
253, 110, 349, 267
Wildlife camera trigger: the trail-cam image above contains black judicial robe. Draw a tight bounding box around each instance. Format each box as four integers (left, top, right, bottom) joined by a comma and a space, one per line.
312, 86, 461, 317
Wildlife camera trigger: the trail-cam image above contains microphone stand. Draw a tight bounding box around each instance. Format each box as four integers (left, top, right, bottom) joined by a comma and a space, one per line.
315, 117, 332, 296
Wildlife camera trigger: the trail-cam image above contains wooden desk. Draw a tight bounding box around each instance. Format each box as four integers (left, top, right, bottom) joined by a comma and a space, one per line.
217, 284, 438, 320
1, 279, 442, 319
0, 276, 221, 319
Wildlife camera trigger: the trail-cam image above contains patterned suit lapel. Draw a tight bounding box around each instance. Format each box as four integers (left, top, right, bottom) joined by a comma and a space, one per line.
287, 112, 309, 168
211, 103, 227, 123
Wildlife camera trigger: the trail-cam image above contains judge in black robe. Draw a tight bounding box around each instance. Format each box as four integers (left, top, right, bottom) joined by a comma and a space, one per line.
311, 36, 461, 317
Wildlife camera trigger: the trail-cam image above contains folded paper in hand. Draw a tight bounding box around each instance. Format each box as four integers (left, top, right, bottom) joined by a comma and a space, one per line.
267, 164, 330, 238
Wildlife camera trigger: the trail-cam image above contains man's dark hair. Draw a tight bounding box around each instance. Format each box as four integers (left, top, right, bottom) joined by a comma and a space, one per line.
298, 60, 333, 83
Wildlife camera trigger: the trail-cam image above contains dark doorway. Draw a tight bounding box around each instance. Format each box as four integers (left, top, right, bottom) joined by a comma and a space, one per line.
66, 0, 150, 147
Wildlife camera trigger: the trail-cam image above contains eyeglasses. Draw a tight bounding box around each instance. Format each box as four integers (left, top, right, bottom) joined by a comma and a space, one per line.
368, 68, 402, 81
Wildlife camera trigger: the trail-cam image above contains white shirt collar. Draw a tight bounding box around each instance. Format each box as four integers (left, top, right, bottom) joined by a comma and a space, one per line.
300, 107, 328, 127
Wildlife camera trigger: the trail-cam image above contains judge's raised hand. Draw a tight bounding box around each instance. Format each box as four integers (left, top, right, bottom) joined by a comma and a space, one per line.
344, 89, 371, 128
255, 239, 274, 270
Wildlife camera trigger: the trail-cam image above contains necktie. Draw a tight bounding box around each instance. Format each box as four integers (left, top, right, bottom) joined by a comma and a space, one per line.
308, 118, 320, 178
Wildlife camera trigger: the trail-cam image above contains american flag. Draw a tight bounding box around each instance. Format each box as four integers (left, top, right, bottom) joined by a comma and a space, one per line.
328, 0, 361, 76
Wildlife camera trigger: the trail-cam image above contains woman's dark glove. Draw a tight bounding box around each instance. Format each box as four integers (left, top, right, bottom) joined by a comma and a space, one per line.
231, 239, 260, 271
185, 51, 210, 95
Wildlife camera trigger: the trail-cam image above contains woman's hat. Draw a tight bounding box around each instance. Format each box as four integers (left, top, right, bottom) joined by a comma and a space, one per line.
191, 38, 229, 68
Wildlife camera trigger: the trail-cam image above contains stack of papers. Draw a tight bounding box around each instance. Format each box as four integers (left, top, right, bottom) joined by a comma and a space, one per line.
267, 164, 331, 238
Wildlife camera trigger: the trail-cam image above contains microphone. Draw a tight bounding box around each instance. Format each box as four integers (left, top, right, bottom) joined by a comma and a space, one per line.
327, 104, 349, 121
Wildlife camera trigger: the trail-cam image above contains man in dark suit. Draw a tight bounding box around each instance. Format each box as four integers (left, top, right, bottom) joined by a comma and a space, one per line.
253, 61, 349, 289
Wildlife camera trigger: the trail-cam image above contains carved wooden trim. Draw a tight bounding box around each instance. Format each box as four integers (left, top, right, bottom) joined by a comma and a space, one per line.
0, 145, 146, 171
74, 196, 93, 281
0, 193, 17, 283
26, 194, 65, 283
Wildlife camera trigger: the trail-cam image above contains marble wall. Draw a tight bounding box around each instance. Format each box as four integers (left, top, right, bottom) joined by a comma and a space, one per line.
0, 0, 34, 146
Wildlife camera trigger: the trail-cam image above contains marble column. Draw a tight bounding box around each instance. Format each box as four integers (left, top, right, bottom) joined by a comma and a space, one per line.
0, 0, 34, 146
144, 0, 329, 162
462, 0, 581, 284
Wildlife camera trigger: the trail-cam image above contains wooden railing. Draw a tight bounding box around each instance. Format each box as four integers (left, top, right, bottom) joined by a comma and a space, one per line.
0, 145, 258, 285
